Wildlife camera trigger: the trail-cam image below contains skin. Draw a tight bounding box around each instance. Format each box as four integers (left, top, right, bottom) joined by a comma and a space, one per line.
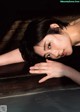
34, 21, 80, 59
30, 59, 80, 84
0, 49, 24, 66
34, 33, 73, 59
29, 19, 80, 85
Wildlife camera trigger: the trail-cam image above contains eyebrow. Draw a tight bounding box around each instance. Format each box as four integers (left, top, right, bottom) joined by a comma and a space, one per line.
44, 41, 50, 51
44, 42, 46, 51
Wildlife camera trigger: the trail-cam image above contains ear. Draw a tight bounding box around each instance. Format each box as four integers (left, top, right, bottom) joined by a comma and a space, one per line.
50, 23, 59, 29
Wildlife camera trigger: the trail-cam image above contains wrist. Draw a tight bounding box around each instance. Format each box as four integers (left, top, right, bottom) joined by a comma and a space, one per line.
61, 64, 70, 77
63, 65, 76, 77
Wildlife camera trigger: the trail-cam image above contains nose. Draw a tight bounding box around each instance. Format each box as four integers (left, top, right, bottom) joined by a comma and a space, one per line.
45, 49, 63, 59
51, 49, 64, 58
52, 50, 59, 57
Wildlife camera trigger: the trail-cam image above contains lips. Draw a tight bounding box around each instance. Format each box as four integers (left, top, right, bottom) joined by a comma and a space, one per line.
61, 50, 67, 57
58, 50, 66, 57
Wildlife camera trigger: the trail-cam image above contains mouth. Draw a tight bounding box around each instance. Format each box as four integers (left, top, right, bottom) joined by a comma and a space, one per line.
60, 50, 67, 57
62, 51, 67, 57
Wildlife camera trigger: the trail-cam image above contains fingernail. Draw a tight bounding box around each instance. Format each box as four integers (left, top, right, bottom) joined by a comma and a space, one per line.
39, 80, 42, 83
30, 67, 33, 69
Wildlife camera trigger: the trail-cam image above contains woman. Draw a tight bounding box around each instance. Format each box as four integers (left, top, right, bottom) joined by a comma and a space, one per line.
0, 17, 80, 84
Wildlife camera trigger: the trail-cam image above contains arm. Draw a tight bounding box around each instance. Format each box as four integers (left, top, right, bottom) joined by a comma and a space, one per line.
64, 65, 80, 85
30, 59, 80, 85
0, 48, 24, 66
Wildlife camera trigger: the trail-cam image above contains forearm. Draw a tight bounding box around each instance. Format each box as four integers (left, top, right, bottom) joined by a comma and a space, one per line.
64, 65, 80, 85
0, 49, 24, 66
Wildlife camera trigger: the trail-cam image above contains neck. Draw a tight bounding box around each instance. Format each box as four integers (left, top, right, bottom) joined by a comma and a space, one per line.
63, 24, 80, 46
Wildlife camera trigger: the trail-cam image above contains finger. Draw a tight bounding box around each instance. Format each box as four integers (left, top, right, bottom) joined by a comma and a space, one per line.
46, 59, 57, 64
29, 69, 47, 74
39, 76, 50, 83
46, 59, 53, 63
30, 66, 47, 70
34, 63, 47, 67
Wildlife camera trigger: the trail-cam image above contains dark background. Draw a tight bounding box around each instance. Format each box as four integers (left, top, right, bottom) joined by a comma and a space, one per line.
0, 0, 80, 20
0, 0, 80, 36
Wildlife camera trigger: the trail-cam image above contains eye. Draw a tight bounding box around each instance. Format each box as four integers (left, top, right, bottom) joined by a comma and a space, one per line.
48, 43, 51, 49
46, 54, 51, 58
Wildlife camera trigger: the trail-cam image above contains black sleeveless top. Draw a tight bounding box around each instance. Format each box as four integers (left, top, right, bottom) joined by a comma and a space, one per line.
55, 46, 80, 72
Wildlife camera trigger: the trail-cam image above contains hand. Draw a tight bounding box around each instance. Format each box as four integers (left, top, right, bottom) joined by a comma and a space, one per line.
29, 59, 66, 83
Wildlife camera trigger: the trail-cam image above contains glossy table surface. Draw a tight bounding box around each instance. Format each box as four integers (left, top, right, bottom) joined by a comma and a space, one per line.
0, 87, 80, 112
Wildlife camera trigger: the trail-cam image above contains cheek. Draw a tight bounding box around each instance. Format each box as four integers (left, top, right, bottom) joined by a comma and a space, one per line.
56, 38, 71, 49
52, 35, 72, 52
53, 39, 65, 49
52, 35, 65, 48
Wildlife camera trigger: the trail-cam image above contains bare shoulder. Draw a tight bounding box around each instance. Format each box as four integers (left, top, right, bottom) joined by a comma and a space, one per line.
70, 18, 80, 25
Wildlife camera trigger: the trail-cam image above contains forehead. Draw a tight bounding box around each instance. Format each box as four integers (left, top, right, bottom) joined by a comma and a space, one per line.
38, 34, 54, 45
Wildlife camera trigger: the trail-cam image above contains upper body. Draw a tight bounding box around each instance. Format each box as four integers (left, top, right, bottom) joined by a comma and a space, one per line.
1, 17, 80, 85
34, 18, 80, 59
27, 17, 80, 85
19, 17, 80, 61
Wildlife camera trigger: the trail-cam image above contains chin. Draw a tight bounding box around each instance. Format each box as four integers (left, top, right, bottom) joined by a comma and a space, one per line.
67, 50, 73, 56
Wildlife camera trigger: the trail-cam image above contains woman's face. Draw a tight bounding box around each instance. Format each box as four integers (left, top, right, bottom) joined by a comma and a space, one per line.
34, 30, 73, 59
